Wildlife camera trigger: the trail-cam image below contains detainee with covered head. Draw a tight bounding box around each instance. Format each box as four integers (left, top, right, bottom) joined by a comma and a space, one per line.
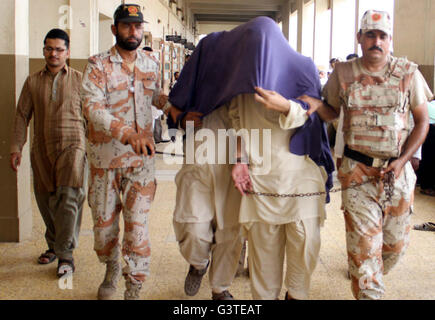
169, 16, 334, 300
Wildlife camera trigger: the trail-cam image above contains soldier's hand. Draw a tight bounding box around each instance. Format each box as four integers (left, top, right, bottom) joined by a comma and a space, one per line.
182, 112, 203, 130
10, 152, 22, 172
156, 94, 169, 110
382, 158, 406, 179
297, 95, 323, 116
127, 133, 155, 157
254, 87, 290, 115
232, 163, 252, 196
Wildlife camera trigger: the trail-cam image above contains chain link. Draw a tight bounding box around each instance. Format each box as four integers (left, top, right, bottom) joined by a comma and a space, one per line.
245, 178, 379, 198
155, 151, 185, 157
382, 171, 395, 202
156, 150, 396, 201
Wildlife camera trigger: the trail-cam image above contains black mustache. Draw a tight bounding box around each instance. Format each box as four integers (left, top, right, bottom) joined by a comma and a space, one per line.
369, 46, 383, 52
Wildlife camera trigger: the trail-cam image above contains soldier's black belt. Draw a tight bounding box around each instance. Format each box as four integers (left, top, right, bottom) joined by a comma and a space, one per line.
344, 146, 396, 168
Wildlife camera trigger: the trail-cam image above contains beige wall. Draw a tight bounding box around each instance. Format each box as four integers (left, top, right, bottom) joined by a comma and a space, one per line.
95, 0, 195, 43
29, 0, 69, 74
145, 0, 195, 43
28, 0, 92, 72
29, 0, 68, 59
98, 13, 114, 53
394, 0, 435, 92
394, 0, 435, 66
28, 0, 195, 64
197, 22, 243, 35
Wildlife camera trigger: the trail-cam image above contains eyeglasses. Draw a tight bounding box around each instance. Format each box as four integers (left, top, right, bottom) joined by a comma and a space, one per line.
43, 47, 67, 53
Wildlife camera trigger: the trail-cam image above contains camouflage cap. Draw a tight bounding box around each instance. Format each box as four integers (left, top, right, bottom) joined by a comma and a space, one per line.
360, 10, 392, 36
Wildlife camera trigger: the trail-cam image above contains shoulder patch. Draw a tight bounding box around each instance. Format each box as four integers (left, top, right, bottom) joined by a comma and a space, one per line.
88, 50, 111, 64
88, 56, 98, 64
392, 56, 418, 76
140, 51, 159, 67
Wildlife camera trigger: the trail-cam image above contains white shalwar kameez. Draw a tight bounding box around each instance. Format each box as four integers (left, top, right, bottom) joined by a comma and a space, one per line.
228, 93, 328, 300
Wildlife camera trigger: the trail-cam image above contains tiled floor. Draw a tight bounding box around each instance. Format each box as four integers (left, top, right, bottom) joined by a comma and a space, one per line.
1, 146, 434, 300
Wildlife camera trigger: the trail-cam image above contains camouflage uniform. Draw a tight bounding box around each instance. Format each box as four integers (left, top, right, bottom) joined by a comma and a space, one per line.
324, 54, 431, 299
82, 46, 165, 284
338, 157, 415, 299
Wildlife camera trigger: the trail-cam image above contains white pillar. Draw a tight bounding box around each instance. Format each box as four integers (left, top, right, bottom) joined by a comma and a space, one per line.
296, 0, 304, 53
280, 1, 292, 40
0, 0, 32, 242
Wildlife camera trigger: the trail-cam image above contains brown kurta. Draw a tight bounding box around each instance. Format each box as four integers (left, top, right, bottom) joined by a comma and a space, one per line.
11, 65, 86, 193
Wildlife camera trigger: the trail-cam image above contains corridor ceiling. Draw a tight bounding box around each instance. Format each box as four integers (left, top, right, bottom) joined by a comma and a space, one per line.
185, 0, 294, 23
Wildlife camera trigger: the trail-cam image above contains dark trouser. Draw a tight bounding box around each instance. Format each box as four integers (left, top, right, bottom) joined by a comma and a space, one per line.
153, 117, 164, 143
327, 122, 336, 148
417, 124, 435, 190
34, 184, 86, 260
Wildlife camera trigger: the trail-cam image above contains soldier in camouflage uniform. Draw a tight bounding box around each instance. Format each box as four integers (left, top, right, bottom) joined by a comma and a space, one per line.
300, 10, 432, 299
81, 4, 169, 300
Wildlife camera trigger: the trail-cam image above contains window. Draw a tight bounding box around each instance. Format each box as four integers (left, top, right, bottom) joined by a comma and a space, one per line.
331, 0, 356, 62
314, 1, 331, 71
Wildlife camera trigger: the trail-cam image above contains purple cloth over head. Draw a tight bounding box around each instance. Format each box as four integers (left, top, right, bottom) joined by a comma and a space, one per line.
169, 16, 334, 201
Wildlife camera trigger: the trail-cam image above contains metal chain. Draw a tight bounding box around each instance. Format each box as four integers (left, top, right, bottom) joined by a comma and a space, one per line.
382, 171, 395, 202
155, 151, 185, 157
245, 177, 379, 198
156, 150, 396, 201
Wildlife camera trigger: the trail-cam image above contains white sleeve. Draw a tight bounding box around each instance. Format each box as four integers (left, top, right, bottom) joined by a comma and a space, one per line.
279, 100, 309, 130
413, 145, 422, 160
409, 70, 433, 109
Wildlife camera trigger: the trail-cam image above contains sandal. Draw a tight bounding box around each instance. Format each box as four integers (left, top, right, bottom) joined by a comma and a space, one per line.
38, 249, 57, 264
420, 189, 435, 197
57, 258, 75, 278
413, 222, 435, 232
